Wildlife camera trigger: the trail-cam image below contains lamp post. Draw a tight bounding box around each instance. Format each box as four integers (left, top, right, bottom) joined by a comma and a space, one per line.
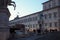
0, 0, 16, 40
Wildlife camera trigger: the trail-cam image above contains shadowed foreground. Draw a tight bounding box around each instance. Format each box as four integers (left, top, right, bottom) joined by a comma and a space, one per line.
36, 32, 60, 40
8, 31, 60, 40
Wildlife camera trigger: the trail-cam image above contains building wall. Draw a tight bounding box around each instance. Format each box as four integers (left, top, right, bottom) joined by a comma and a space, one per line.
9, 12, 42, 32
42, 0, 60, 31
9, 0, 60, 33
19, 13, 40, 31
43, 0, 60, 10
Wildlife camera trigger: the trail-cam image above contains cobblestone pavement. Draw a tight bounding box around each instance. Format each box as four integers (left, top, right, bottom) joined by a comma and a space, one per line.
8, 32, 60, 40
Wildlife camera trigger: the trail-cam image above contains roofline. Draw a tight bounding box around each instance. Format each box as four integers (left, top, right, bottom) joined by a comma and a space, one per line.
42, 6, 60, 12
10, 11, 43, 22
42, 0, 51, 4
19, 11, 42, 19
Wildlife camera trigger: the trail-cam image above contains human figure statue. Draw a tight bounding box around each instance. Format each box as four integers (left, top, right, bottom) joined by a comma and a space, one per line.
0, 0, 16, 10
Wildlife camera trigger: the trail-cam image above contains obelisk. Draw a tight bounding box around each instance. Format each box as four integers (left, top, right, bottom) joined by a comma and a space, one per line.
0, 0, 16, 40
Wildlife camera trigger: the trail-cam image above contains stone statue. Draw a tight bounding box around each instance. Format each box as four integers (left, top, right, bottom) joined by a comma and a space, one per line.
0, 0, 16, 10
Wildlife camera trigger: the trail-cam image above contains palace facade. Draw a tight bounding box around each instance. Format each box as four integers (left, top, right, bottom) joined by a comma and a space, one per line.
9, 0, 60, 33
9, 12, 42, 33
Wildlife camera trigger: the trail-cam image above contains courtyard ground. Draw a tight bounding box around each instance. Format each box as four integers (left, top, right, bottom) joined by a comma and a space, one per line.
8, 31, 60, 40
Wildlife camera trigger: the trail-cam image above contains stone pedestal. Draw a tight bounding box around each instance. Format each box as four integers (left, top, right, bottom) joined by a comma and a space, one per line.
0, 8, 10, 40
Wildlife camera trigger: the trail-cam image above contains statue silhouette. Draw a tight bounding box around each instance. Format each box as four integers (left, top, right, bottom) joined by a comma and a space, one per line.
0, 0, 16, 10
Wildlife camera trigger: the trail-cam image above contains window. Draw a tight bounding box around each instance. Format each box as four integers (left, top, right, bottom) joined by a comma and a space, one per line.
49, 23, 52, 27
40, 14, 43, 19
21, 20, 23, 23
29, 25, 32, 28
52, 0, 56, 7
35, 17, 37, 20
43, 5, 44, 9
44, 14, 47, 19
53, 12, 57, 18
49, 2, 51, 8
24, 19, 27, 22
43, 5, 46, 10
28, 18, 30, 22
36, 24, 38, 27
28, 25, 30, 27
28, 18, 32, 22
49, 13, 52, 18
33, 24, 35, 28
54, 22, 57, 27
33, 17, 37, 21
29, 18, 32, 21
45, 23, 47, 26
58, 0, 60, 5
20, 20, 23, 23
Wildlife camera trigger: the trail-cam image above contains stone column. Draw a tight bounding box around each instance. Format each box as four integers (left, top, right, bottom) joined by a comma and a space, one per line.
0, 8, 10, 40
